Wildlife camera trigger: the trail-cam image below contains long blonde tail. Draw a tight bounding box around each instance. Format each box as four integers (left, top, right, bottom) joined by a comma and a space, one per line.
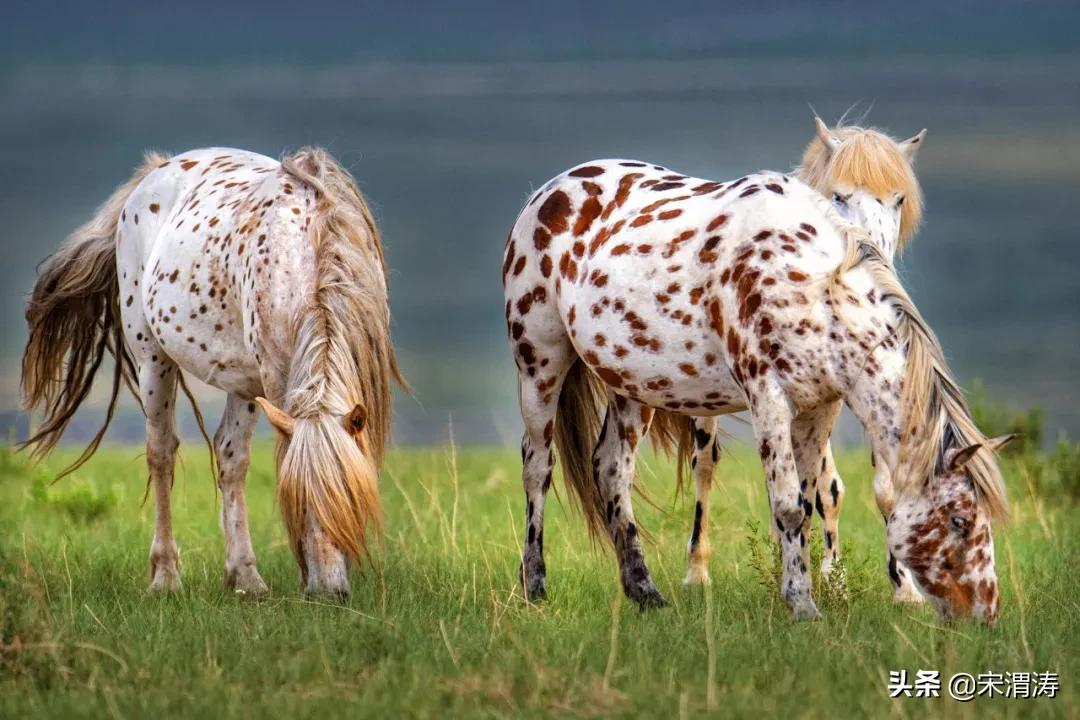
20, 152, 166, 477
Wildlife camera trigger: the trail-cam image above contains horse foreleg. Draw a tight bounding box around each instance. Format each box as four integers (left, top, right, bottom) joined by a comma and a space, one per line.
216, 394, 267, 595
816, 441, 845, 578
751, 390, 819, 620
595, 395, 666, 608
791, 403, 842, 588
142, 359, 181, 593
684, 416, 719, 586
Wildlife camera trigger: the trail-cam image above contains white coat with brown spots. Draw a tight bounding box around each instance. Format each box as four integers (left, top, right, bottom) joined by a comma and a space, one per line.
503, 158, 1007, 622
23, 146, 401, 598
117, 148, 317, 593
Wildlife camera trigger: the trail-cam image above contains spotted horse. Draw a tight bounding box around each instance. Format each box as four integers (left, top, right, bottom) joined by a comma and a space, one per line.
22, 147, 406, 596
503, 141, 1010, 622
660, 118, 932, 600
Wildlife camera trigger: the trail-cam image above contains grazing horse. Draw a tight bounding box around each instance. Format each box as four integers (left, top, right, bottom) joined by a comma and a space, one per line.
22, 147, 405, 596
503, 148, 1009, 622
663, 118, 930, 600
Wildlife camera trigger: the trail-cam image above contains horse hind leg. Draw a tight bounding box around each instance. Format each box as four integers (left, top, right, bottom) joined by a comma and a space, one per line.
790, 403, 845, 598
518, 378, 560, 601
216, 394, 268, 595
595, 394, 666, 608
140, 357, 182, 593
515, 339, 576, 602
684, 417, 719, 586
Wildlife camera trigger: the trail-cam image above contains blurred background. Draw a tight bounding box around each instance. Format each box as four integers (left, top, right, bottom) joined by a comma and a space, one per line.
1, 0, 1078, 447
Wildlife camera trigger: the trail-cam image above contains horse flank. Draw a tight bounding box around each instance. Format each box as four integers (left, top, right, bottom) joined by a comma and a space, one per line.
829, 238, 1009, 520
274, 147, 407, 568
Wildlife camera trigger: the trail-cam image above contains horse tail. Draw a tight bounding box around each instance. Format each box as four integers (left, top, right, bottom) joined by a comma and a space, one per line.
554, 361, 700, 542
20, 152, 166, 477
648, 410, 696, 494
553, 359, 608, 541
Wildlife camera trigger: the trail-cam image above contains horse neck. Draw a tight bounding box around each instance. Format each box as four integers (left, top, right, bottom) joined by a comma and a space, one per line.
284, 310, 353, 420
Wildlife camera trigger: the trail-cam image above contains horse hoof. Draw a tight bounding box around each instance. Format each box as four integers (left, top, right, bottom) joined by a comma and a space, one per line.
226, 565, 269, 596
149, 567, 181, 594
304, 588, 350, 603
630, 586, 669, 610
893, 585, 925, 604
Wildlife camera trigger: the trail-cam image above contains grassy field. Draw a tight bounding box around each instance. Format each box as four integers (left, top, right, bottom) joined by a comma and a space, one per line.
0, 439, 1076, 718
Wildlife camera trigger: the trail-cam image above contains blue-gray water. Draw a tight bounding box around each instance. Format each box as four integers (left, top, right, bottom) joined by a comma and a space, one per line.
2, 5, 1078, 446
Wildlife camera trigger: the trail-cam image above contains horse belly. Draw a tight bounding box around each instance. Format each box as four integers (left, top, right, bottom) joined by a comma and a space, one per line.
141, 242, 263, 396
561, 267, 744, 415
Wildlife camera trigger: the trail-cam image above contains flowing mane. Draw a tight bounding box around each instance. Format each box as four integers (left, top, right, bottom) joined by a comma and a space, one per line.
797, 124, 923, 250
274, 147, 408, 567
830, 238, 1008, 520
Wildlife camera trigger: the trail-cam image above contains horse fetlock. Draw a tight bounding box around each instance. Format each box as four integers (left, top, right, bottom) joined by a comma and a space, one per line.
782, 578, 819, 620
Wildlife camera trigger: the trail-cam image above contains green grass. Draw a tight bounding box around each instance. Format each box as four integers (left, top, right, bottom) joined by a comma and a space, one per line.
1, 440, 1076, 718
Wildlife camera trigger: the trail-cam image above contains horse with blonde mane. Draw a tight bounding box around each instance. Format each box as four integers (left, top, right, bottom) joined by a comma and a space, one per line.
504, 123, 1010, 621
22, 147, 405, 596
620, 117, 932, 600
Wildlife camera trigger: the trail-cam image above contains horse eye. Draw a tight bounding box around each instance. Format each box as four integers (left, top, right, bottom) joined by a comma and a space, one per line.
896, 195, 906, 207
833, 192, 849, 206
950, 515, 969, 533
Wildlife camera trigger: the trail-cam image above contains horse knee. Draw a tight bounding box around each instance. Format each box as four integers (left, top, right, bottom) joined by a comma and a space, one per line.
773, 495, 807, 536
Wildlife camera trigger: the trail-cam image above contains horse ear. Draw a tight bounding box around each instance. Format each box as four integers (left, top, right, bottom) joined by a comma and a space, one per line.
947, 443, 983, 471
815, 117, 842, 152
343, 404, 367, 437
984, 433, 1017, 454
900, 129, 928, 160
255, 397, 295, 437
